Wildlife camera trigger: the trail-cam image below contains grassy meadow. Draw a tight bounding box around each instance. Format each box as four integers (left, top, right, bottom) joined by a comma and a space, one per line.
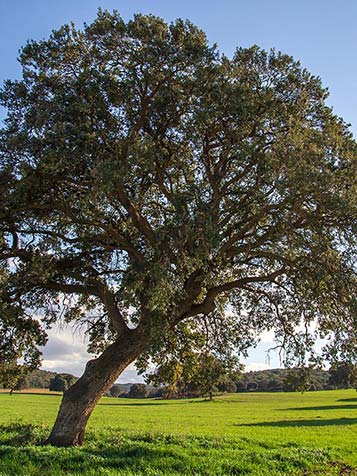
0, 389, 356, 475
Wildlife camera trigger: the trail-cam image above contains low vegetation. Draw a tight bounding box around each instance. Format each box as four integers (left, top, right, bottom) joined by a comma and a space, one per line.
2, 366, 356, 399
0, 389, 356, 475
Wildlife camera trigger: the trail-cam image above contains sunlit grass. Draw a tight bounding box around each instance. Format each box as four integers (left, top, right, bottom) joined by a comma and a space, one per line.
0, 389, 356, 475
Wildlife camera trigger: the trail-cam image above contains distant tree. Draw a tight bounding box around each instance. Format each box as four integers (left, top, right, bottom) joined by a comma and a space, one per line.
283, 367, 312, 393
49, 376, 67, 392
109, 384, 123, 398
236, 381, 248, 392
256, 378, 269, 392
217, 379, 237, 394
1, 10, 356, 446
267, 379, 283, 392
148, 387, 165, 398
0, 362, 26, 395
328, 364, 357, 389
14, 374, 29, 391
192, 354, 241, 400
308, 370, 329, 391
128, 383, 148, 398
49, 374, 76, 392
247, 382, 258, 391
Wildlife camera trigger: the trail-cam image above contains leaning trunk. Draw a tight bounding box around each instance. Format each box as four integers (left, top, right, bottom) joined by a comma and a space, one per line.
46, 328, 148, 447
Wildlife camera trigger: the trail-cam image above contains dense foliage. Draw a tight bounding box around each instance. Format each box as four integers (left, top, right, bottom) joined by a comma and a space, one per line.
49, 373, 77, 392
1, 9, 356, 368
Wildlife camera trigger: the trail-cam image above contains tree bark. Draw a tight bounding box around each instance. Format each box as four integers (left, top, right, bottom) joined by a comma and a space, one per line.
45, 328, 148, 447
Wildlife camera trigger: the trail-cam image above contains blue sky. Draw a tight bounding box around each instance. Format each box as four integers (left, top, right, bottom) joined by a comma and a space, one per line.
1, 0, 356, 379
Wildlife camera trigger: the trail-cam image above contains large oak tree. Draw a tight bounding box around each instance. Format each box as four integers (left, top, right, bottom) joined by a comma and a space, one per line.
0, 11, 356, 446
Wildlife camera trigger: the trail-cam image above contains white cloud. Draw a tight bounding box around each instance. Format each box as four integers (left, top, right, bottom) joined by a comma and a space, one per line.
39, 325, 92, 376
259, 329, 275, 343
245, 362, 272, 372
118, 363, 145, 383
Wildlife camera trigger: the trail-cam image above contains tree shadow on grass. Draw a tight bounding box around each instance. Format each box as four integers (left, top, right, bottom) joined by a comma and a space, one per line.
1, 424, 355, 475
338, 398, 357, 403
0, 427, 208, 476
282, 404, 357, 411
0, 423, 48, 446
236, 418, 357, 428
0, 443, 190, 475
0, 424, 176, 469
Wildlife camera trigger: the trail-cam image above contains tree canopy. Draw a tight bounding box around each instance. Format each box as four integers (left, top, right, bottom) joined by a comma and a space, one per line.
0, 10, 356, 445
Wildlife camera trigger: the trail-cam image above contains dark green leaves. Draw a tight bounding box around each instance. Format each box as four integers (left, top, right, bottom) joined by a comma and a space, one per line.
0, 10, 356, 369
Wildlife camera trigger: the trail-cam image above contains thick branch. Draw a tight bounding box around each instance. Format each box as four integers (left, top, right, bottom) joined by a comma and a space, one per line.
182, 267, 286, 319
115, 181, 155, 243
97, 286, 129, 335
43, 281, 100, 296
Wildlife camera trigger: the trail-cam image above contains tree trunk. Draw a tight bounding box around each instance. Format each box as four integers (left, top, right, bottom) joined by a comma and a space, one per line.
45, 328, 148, 447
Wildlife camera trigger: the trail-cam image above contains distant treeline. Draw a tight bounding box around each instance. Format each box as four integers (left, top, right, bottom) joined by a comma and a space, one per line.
237, 368, 330, 393
2, 365, 355, 397
242, 366, 357, 393
109, 365, 356, 398
0, 369, 78, 393
107, 383, 161, 399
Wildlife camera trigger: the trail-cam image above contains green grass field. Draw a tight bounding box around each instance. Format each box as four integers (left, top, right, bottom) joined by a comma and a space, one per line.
0, 389, 356, 475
